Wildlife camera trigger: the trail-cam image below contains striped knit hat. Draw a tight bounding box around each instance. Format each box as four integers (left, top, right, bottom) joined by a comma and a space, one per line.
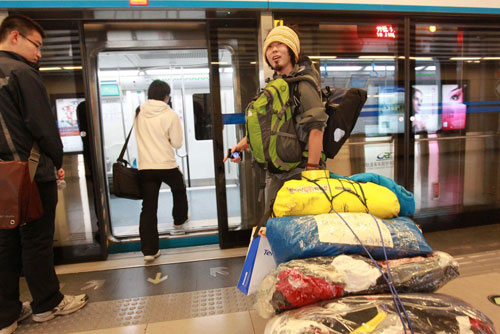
263, 26, 300, 62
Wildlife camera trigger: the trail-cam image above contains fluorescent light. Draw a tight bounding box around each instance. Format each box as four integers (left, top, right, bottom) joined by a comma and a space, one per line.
211, 62, 229, 65
309, 56, 337, 59
250, 61, 257, 64
99, 70, 138, 77
39, 67, 61, 71
398, 56, 433, 60
482, 57, 500, 60
358, 56, 395, 59
145, 68, 209, 75
450, 57, 481, 60
63, 66, 82, 70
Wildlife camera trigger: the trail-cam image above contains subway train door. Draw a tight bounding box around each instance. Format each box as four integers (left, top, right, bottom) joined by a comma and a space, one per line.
82, 20, 258, 250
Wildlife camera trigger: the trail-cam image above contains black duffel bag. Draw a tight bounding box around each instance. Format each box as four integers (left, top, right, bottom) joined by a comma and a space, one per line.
322, 87, 367, 159
112, 125, 142, 200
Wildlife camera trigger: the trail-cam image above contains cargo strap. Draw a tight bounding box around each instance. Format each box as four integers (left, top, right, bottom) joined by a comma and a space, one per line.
301, 174, 369, 213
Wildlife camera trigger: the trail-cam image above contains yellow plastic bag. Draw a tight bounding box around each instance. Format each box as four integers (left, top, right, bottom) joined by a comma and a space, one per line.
273, 170, 400, 219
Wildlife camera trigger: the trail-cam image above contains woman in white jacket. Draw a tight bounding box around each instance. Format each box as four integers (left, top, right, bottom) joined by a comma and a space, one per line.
135, 80, 189, 261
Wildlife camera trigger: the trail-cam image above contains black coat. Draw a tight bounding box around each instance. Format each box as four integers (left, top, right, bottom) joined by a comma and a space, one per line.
0, 51, 63, 182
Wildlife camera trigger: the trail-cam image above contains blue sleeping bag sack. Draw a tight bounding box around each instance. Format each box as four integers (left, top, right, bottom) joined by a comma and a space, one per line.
266, 212, 432, 264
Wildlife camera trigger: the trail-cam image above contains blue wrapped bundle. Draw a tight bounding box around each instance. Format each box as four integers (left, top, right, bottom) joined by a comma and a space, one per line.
266, 212, 433, 264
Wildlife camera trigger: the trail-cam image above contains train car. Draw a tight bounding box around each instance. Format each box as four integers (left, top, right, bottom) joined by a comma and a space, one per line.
1, 0, 499, 264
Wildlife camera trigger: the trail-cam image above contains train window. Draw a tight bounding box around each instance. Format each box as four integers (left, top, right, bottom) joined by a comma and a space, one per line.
412, 21, 500, 217
192, 93, 213, 140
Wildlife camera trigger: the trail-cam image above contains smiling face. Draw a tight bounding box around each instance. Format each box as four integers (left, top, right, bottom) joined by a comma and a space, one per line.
265, 41, 293, 75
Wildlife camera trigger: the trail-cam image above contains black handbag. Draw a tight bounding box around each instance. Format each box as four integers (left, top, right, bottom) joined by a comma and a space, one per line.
112, 124, 142, 200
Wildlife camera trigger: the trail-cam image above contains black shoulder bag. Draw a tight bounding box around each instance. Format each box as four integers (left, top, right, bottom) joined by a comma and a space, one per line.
112, 123, 142, 200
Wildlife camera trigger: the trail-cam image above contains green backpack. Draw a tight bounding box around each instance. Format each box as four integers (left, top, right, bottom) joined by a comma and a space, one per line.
245, 78, 303, 173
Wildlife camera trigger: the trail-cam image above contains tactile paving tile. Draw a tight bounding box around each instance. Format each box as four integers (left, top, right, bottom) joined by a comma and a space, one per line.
16, 287, 256, 334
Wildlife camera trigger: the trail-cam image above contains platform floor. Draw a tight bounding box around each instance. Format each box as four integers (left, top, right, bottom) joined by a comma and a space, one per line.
14, 223, 500, 334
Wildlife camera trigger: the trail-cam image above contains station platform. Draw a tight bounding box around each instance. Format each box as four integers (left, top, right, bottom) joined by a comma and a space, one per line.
15, 223, 500, 334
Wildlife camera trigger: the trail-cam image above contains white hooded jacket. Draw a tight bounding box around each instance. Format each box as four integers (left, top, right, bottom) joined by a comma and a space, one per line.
134, 99, 183, 170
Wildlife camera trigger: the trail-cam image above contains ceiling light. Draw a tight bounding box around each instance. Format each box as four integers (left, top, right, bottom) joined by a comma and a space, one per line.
450, 57, 481, 60
39, 67, 61, 71
309, 56, 338, 59
63, 66, 82, 70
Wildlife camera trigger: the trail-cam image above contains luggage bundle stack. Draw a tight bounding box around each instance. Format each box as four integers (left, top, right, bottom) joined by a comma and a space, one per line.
238, 170, 496, 334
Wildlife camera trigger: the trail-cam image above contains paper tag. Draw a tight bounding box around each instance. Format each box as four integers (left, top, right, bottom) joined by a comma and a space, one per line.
315, 213, 393, 248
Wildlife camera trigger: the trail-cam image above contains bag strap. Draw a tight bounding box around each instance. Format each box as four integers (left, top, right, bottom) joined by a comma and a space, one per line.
0, 110, 40, 182
118, 122, 134, 162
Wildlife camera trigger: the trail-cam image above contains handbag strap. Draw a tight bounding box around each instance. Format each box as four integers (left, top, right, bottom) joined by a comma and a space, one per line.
0, 110, 40, 182
118, 120, 135, 162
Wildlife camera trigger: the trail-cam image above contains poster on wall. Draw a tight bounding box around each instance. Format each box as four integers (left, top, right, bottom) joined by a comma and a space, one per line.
56, 98, 85, 153
378, 86, 404, 134
441, 84, 467, 131
412, 84, 440, 133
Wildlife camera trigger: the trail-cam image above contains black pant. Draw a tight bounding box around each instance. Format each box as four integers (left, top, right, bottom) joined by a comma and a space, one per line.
0, 181, 64, 328
139, 168, 188, 256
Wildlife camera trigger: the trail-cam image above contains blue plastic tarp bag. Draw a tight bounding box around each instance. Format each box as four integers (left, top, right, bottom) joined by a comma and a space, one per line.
237, 227, 276, 295
266, 212, 433, 264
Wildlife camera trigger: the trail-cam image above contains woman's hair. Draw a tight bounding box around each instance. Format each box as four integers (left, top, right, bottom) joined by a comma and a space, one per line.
147, 80, 171, 101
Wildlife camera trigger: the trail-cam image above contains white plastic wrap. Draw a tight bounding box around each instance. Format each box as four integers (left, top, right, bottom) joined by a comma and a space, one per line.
265, 293, 496, 334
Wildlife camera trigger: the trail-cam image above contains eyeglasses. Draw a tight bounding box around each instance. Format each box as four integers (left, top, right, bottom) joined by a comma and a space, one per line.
19, 32, 42, 51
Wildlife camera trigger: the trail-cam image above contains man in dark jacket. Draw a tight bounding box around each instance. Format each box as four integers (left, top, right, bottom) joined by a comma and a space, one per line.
0, 15, 88, 334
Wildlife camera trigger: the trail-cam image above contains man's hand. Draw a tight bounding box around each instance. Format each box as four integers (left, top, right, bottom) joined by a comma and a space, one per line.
223, 137, 247, 163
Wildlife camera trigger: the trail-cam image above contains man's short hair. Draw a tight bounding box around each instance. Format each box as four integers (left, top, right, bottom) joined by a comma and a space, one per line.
147, 80, 171, 101
0, 14, 46, 43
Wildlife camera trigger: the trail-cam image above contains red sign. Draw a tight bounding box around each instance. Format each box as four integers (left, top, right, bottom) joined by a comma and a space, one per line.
376, 25, 396, 39
129, 0, 149, 5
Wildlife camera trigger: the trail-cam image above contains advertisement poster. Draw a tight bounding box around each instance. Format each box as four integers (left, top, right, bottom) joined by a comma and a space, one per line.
378, 86, 404, 134
56, 98, 85, 153
442, 84, 467, 130
412, 84, 440, 133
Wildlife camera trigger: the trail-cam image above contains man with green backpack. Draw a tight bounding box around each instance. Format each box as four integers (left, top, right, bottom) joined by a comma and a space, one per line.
225, 25, 328, 210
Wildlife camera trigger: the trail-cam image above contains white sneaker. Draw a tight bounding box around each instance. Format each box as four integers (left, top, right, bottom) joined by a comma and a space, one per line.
144, 249, 161, 262
0, 301, 32, 334
0, 322, 16, 334
18, 302, 32, 322
32, 294, 89, 323
174, 213, 190, 229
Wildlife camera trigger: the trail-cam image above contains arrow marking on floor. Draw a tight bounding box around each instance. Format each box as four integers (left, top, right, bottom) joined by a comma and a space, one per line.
80, 280, 105, 291
210, 267, 229, 277
147, 272, 168, 284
